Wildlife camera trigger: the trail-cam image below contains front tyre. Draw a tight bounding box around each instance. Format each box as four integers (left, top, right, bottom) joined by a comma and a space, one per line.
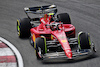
17, 18, 32, 38
35, 47, 42, 60
35, 37, 47, 60
78, 32, 91, 49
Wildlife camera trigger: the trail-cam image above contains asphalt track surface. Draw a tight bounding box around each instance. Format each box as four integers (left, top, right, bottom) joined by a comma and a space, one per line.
0, 0, 100, 67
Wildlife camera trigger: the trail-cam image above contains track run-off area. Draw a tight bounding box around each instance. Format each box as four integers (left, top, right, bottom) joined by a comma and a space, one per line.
0, 0, 100, 67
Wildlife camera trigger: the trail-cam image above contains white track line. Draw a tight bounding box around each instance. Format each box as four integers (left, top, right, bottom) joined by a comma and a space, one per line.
0, 37, 24, 67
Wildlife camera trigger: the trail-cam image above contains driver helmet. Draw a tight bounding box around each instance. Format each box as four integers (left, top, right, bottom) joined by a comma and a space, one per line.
47, 13, 55, 17
47, 13, 55, 22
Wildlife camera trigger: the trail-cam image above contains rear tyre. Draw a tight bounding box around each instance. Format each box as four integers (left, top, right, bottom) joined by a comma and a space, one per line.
35, 38, 46, 59
78, 32, 91, 49
57, 13, 71, 24
17, 18, 32, 38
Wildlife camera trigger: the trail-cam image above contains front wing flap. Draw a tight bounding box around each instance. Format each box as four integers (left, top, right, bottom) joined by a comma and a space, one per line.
42, 49, 95, 60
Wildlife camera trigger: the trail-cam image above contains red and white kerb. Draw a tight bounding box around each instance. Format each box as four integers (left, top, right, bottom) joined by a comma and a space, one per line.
0, 41, 17, 67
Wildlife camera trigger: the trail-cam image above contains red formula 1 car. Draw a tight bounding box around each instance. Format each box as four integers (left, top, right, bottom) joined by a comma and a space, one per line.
17, 5, 96, 60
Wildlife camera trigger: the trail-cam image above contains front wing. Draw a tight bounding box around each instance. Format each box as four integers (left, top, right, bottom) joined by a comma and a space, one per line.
42, 49, 96, 61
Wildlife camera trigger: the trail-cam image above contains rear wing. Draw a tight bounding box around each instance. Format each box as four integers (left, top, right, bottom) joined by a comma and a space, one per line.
24, 5, 57, 14
24, 5, 57, 19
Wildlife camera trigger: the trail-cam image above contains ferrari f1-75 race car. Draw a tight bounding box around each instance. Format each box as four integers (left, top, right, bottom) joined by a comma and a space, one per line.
17, 5, 96, 60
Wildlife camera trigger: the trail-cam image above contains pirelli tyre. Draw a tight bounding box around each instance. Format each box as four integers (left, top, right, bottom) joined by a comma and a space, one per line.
35, 37, 47, 60
57, 13, 71, 24
17, 18, 32, 38
78, 32, 91, 49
